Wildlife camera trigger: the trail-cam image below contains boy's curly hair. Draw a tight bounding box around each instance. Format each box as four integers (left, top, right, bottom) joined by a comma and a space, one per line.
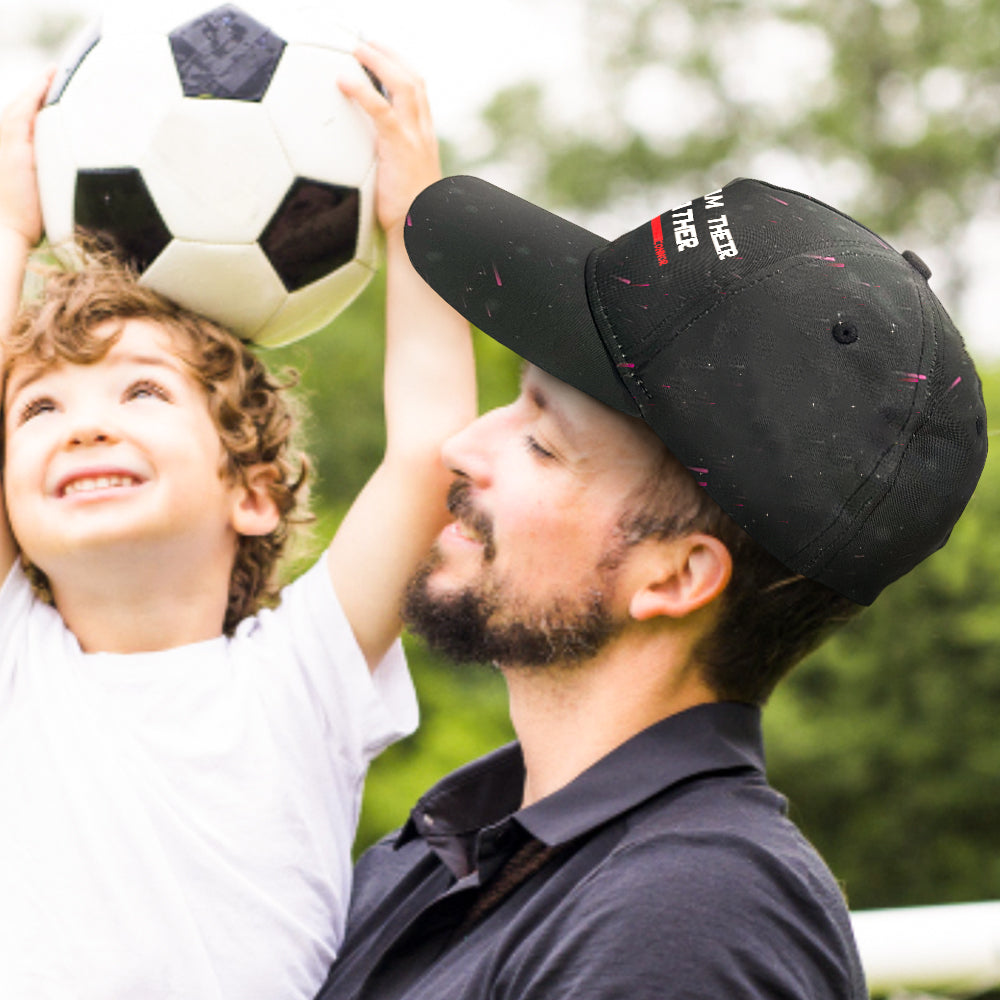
3, 250, 312, 634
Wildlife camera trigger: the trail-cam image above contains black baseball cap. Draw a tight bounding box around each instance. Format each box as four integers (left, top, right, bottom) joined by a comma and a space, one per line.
404, 175, 987, 605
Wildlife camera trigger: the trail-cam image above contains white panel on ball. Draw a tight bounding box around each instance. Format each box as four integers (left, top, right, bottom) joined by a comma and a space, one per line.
142, 101, 294, 243
55, 32, 179, 168
33, 104, 76, 245
264, 46, 376, 187
254, 259, 375, 348
354, 164, 382, 272
141, 241, 287, 338
263, 3, 362, 49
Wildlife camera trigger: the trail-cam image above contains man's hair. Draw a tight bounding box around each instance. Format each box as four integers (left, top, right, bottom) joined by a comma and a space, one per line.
619, 445, 861, 706
3, 251, 312, 633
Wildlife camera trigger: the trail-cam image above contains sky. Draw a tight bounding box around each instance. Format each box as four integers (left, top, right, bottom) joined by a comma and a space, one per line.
0, 0, 585, 154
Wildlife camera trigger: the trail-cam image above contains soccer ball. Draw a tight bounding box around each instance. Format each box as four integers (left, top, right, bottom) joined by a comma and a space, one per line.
35, 1, 381, 347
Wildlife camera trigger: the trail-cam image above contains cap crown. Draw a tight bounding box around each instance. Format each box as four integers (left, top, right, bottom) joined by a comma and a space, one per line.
590, 179, 987, 603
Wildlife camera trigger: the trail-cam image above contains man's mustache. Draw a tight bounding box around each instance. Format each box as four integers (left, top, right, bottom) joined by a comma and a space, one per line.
447, 480, 496, 560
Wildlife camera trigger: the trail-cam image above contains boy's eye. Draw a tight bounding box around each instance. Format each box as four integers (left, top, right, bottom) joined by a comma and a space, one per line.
17, 397, 57, 424
124, 379, 171, 403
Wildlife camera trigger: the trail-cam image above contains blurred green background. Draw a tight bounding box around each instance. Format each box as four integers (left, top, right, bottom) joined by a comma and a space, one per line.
17, 0, 1000, 920
265, 0, 1000, 916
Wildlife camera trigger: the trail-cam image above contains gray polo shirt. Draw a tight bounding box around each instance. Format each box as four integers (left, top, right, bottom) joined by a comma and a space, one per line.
318, 701, 866, 999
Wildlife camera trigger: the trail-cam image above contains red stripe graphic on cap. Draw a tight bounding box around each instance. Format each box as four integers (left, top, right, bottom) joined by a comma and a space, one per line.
650, 215, 668, 266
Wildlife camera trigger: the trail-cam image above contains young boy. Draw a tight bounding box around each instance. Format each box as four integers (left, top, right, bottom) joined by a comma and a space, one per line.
0, 45, 474, 1000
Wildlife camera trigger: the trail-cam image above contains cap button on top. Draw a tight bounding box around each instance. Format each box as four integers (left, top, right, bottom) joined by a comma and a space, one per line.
902, 249, 932, 280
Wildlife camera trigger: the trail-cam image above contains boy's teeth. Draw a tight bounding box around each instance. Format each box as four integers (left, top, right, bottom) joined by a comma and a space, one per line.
63, 475, 137, 496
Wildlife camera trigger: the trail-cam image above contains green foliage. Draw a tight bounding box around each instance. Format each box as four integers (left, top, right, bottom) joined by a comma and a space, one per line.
356, 642, 513, 851
264, 276, 388, 511
262, 0, 1000, 910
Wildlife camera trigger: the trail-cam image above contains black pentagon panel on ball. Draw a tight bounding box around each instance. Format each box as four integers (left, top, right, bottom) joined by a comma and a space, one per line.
46, 20, 103, 105
260, 178, 360, 292
74, 168, 172, 272
169, 4, 286, 101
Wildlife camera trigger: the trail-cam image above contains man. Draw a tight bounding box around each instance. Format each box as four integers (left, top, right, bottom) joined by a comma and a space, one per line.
317, 176, 987, 999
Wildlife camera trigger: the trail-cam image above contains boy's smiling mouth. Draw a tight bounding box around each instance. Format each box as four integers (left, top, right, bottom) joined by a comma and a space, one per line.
56, 472, 145, 499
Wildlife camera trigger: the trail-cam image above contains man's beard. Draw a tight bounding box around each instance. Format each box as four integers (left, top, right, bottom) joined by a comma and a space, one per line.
402, 483, 625, 668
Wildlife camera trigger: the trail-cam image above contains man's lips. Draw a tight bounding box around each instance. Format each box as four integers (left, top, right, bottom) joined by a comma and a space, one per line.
445, 520, 482, 544
445, 480, 495, 559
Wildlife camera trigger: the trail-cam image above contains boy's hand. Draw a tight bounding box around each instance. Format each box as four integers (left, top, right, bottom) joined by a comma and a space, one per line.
0, 71, 54, 249
339, 43, 441, 239
326, 41, 474, 671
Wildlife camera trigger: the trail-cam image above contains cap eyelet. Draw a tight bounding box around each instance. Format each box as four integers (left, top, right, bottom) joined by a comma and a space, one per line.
832, 321, 858, 345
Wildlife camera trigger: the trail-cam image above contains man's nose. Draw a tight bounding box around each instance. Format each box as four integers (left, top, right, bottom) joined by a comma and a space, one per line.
440, 406, 507, 484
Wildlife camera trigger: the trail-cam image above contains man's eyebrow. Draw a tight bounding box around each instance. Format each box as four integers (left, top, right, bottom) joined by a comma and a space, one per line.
520, 366, 580, 448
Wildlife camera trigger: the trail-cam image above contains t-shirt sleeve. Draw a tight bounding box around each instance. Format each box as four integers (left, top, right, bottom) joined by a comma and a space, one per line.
0, 562, 60, 678
0, 561, 32, 621
236, 557, 418, 765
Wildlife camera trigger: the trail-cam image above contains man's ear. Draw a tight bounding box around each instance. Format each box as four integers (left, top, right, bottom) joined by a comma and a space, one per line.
231, 464, 282, 537
629, 533, 732, 622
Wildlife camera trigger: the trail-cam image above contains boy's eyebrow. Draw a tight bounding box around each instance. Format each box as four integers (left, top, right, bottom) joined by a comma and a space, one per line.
5, 366, 47, 403
6, 351, 184, 403
112, 352, 185, 374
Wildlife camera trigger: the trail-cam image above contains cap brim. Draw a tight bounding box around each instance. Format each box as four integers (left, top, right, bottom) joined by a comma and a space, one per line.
404, 175, 639, 416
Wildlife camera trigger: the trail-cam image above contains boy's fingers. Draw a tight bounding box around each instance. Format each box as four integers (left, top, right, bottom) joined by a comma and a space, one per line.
338, 70, 389, 115
30, 67, 56, 101
18, 68, 55, 113
351, 42, 429, 122
1, 68, 55, 135
354, 40, 418, 91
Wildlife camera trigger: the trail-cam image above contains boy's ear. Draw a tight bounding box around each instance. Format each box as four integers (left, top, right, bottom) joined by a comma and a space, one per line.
231, 464, 282, 537
629, 533, 732, 622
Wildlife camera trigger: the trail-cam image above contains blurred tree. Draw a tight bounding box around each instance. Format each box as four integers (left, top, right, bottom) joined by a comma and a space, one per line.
472, 0, 1000, 309
357, 640, 514, 846
266, 273, 390, 513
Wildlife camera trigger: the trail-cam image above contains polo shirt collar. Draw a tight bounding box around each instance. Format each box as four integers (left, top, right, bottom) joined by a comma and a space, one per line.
398, 701, 763, 877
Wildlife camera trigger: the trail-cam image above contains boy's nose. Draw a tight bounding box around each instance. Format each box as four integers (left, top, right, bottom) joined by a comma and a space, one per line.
67, 425, 117, 448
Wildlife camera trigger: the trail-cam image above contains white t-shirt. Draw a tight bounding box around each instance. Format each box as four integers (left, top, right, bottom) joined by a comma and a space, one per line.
0, 558, 418, 1000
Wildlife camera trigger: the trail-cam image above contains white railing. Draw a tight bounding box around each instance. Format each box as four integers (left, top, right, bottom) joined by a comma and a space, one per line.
851, 900, 1000, 997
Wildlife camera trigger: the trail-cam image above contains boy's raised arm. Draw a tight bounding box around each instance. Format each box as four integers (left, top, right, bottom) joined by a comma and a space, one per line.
0, 73, 53, 578
325, 44, 476, 668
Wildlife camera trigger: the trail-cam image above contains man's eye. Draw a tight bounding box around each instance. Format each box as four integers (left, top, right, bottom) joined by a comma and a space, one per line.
526, 435, 556, 460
